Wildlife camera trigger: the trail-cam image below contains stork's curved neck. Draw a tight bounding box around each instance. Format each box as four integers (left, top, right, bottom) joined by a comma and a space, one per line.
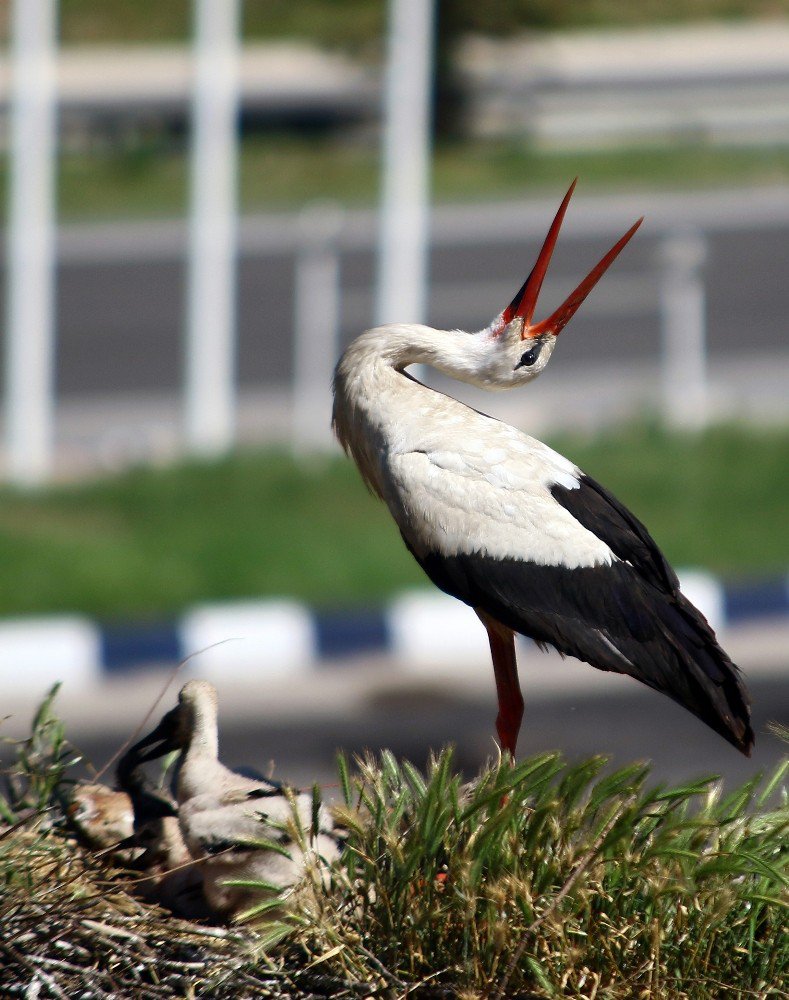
177, 702, 219, 801
186, 702, 218, 759
362, 323, 487, 383
333, 324, 493, 499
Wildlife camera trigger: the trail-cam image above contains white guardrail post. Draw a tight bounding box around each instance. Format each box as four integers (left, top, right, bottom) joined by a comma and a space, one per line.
292, 203, 344, 454
4, 0, 59, 486
376, 0, 436, 328
659, 230, 710, 430
184, 0, 242, 457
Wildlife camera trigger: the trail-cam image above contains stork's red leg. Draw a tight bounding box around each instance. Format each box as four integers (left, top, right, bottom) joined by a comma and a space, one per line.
477, 610, 523, 757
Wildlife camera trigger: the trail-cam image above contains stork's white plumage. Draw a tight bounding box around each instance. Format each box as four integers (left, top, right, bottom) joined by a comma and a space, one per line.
333, 181, 753, 758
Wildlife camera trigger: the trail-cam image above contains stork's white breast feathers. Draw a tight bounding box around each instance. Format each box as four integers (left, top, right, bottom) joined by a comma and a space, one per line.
386, 424, 616, 570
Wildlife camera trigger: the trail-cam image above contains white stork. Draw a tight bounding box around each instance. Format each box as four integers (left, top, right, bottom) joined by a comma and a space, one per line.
332, 181, 753, 759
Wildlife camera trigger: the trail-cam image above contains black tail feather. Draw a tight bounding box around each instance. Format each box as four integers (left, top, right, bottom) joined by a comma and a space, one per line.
414, 547, 754, 756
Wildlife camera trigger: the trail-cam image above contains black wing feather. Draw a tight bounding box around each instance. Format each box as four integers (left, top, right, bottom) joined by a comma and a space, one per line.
551, 473, 678, 592
404, 474, 754, 756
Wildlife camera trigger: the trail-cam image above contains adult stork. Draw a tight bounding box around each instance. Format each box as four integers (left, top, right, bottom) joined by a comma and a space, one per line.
332, 181, 753, 759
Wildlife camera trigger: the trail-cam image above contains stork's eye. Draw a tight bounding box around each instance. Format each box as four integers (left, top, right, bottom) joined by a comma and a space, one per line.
515, 343, 542, 370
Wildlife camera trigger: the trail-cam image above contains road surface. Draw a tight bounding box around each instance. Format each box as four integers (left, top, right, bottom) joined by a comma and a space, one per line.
34, 216, 789, 394
67, 675, 786, 793
3, 188, 789, 471
3, 624, 786, 795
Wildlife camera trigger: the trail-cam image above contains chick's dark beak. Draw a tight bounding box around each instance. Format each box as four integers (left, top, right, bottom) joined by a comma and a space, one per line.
123, 706, 183, 766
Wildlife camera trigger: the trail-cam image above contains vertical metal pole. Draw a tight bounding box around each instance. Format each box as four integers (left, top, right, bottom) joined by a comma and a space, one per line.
184, 0, 241, 456
375, 0, 436, 327
659, 231, 709, 430
4, 0, 58, 486
292, 203, 343, 455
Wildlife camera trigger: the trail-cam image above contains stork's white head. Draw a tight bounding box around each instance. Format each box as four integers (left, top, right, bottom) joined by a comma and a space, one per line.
458, 180, 642, 391
335, 183, 643, 410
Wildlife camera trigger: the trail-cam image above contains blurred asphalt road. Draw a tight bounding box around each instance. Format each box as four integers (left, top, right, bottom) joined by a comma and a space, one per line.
40, 209, 789, 394
2, 189, 788, 472
3, 619, 786, 794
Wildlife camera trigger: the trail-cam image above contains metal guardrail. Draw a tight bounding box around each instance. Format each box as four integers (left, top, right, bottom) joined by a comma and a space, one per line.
5, 1, 789, 483
5, 185, 789, 463
0, 44, 379, 146
460, 22, 789, 148
50, 185, 789, 263
3, 23, 789, 149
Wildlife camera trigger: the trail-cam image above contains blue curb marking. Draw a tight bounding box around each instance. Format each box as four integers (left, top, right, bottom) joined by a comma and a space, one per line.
100, 624, 182, 671
95, 579, 789, 672
724, 578, 789, 622
314, 609, 389, 661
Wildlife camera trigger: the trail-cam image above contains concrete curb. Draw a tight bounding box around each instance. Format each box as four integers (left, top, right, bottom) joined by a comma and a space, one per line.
1, 570, 788, 697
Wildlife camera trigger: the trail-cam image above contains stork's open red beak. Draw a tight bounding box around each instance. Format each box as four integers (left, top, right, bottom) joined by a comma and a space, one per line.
495, 180, 643, 340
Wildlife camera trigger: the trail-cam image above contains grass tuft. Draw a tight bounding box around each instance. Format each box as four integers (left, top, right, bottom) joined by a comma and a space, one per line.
296, 748, 788, 998
0, 684, 79, 825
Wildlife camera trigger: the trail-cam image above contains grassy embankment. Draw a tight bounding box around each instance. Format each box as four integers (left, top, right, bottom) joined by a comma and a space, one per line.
0, 691, 786, 998
0, 425, 787, 620
7, 0, 789, 47
23, 140, 789, 224
2, 2, 789, 220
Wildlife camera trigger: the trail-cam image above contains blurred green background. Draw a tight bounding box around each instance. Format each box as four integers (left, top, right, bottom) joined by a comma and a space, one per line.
3, 0, 789, 221
1, 425, 787, 619
2, 0, 788, 621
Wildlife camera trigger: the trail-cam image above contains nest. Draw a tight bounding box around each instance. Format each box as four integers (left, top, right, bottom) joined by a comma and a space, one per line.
0, 816, 376, 999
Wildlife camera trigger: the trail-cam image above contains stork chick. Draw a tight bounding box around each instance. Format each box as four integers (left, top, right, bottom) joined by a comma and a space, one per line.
65, 761, 206, 917
333, 180, 753, 759
64, 781, 135, 852
127, 680, 343, 919
115, 749, 208, 918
